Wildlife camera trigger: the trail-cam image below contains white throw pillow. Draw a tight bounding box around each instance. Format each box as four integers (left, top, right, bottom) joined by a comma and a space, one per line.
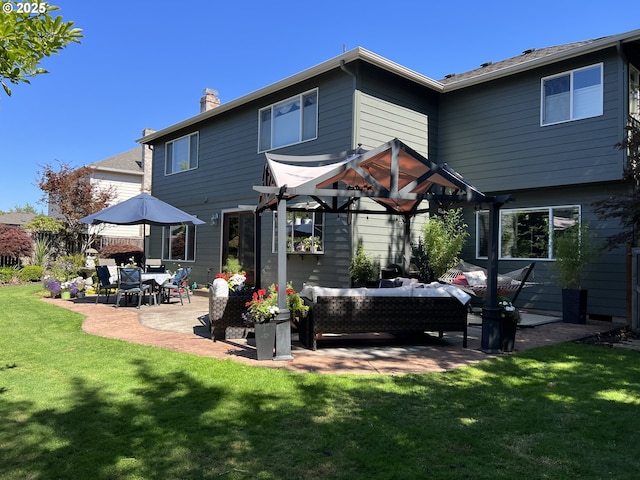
463, 271, 487, 286
211, 278, 229, 297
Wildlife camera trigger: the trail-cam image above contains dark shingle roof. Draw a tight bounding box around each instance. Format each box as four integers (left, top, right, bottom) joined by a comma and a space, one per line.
90, 147, 142, 173
439, 39, 600, 85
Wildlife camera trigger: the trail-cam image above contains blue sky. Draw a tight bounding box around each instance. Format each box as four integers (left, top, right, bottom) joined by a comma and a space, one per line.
1, 0, 637, 213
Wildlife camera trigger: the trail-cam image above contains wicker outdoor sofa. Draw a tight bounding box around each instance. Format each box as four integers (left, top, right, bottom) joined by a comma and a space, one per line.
297, 285, 469, 350
209, 293, 252, 342
208, 283, 470, 351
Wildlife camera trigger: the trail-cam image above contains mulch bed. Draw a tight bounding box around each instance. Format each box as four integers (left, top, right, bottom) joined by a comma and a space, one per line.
574, 326, 640, 347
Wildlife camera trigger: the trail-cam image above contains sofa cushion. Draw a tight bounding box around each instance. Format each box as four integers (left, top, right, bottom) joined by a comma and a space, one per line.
365, 285, 413, 297
311, 286, 366, 303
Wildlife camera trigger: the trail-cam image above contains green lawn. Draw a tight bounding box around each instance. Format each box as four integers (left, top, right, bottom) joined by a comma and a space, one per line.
2, 284, 640, 479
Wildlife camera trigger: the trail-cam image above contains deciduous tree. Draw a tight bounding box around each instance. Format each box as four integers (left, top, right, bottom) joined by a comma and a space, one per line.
36, 161, 115, 253
0, 3, 82, 97
0, 224, 33, 259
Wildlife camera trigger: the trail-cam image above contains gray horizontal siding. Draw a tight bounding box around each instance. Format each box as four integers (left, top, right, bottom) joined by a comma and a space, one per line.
461, 183, 629, 319
148, 69, 356, 286
439, 50, 625, 193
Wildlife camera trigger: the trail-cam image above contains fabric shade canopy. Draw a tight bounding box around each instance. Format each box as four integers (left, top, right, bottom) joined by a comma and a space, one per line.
255, 138, 509, 215
80, 192, 205, 227
253, 138, 511, 356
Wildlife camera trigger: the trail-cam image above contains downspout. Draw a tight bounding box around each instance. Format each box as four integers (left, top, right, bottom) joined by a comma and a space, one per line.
341, 59, 360, 280
340, 59, 357, 149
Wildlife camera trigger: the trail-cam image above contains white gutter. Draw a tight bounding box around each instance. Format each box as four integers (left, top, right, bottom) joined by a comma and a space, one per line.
136, 47, 444, 145
137, 29, 640, 143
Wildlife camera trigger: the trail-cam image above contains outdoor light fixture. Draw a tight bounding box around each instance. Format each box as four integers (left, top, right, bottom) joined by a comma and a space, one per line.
210, 212, 219, 226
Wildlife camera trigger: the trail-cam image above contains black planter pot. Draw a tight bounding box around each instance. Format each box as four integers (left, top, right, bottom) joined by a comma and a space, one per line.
481, 311, 502, 354
501, 320, 517, 352
562, 289, 588, 324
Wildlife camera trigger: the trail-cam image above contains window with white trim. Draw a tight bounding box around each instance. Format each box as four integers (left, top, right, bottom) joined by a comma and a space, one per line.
476, 205, 580, 260
272, 210, 324, 254
541, 64, 603, 126
259, 89, 318, 151
162, 224, 196, 261
630, 65, 640, 121
165, 133, 198, 175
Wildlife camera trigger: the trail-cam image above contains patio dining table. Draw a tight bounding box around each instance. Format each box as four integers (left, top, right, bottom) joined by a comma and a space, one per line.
109, 272, 173, 305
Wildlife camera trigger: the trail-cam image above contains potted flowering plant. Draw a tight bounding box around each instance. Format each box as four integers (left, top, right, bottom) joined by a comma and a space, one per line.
244, 284, 280, 324
215, 271, 248, 294
44, 278, 62, 298
498, 296, 520, 352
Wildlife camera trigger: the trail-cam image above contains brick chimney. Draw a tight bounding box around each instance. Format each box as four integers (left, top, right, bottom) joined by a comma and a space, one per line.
200, 88, 220, 113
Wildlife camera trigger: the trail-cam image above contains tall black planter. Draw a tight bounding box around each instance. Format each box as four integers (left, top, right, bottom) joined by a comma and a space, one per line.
500, 320, 517, 352
481, 314, 502, 354
562, 289, 588, 324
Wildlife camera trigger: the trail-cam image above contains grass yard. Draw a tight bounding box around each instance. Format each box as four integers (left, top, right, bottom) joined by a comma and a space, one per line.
2, 284, 640, 479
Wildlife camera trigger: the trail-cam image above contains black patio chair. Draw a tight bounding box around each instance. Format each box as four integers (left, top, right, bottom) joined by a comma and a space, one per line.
145, 265, 166, 273
115, 267, 157, 308
95, 265, 118, 304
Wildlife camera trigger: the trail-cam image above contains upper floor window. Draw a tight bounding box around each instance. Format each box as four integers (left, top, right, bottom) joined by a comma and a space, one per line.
541, 64, 603, 126
273, 210, 324, 254
162, 224, 196, 261
476, 205, 580, 260
630, 65, 640, 121
259, 89, 318, 152
165, 133, 198, 175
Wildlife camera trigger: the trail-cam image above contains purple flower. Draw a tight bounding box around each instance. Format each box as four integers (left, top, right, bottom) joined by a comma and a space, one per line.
46, 280, 62, 295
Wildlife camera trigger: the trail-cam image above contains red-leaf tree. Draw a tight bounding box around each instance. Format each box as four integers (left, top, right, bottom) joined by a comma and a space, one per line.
36, 161, 115, 253
0, 224, 33, 259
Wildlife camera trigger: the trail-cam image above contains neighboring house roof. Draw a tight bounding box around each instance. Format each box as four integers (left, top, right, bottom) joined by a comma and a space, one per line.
0, 212, 36, 227
90, 147, 143, 176
137, 28, 640, 145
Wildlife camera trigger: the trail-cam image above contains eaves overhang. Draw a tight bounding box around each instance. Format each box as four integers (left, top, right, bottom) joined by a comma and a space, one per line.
136, 47, 444, 145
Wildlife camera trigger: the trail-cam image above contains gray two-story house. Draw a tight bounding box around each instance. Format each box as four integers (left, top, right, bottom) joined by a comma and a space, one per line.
138, 28, 640, 320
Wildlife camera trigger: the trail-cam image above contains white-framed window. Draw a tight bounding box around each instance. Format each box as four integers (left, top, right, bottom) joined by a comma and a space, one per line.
476, 205, 580, 260
162, 224, 196, 261
541, 64, 603, 126
630, 65, 640, 121
272, 210, 324, 254
165, 132, 198, 175
258, 89, 318, 152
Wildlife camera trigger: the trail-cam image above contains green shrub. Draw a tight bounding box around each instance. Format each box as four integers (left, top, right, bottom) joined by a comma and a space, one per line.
422, 208, 469, 280
0, 265, 20, 284
19, 265, 44, 282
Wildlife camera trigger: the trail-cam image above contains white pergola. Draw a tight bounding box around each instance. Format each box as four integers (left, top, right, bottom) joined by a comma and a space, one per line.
253, 138, 511, 357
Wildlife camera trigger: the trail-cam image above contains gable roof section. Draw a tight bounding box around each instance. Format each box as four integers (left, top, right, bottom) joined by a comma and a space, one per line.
90, 147, 143, 175
255, 138, 507, 215
137, 28, 640, 145
0, 212, 36, 226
